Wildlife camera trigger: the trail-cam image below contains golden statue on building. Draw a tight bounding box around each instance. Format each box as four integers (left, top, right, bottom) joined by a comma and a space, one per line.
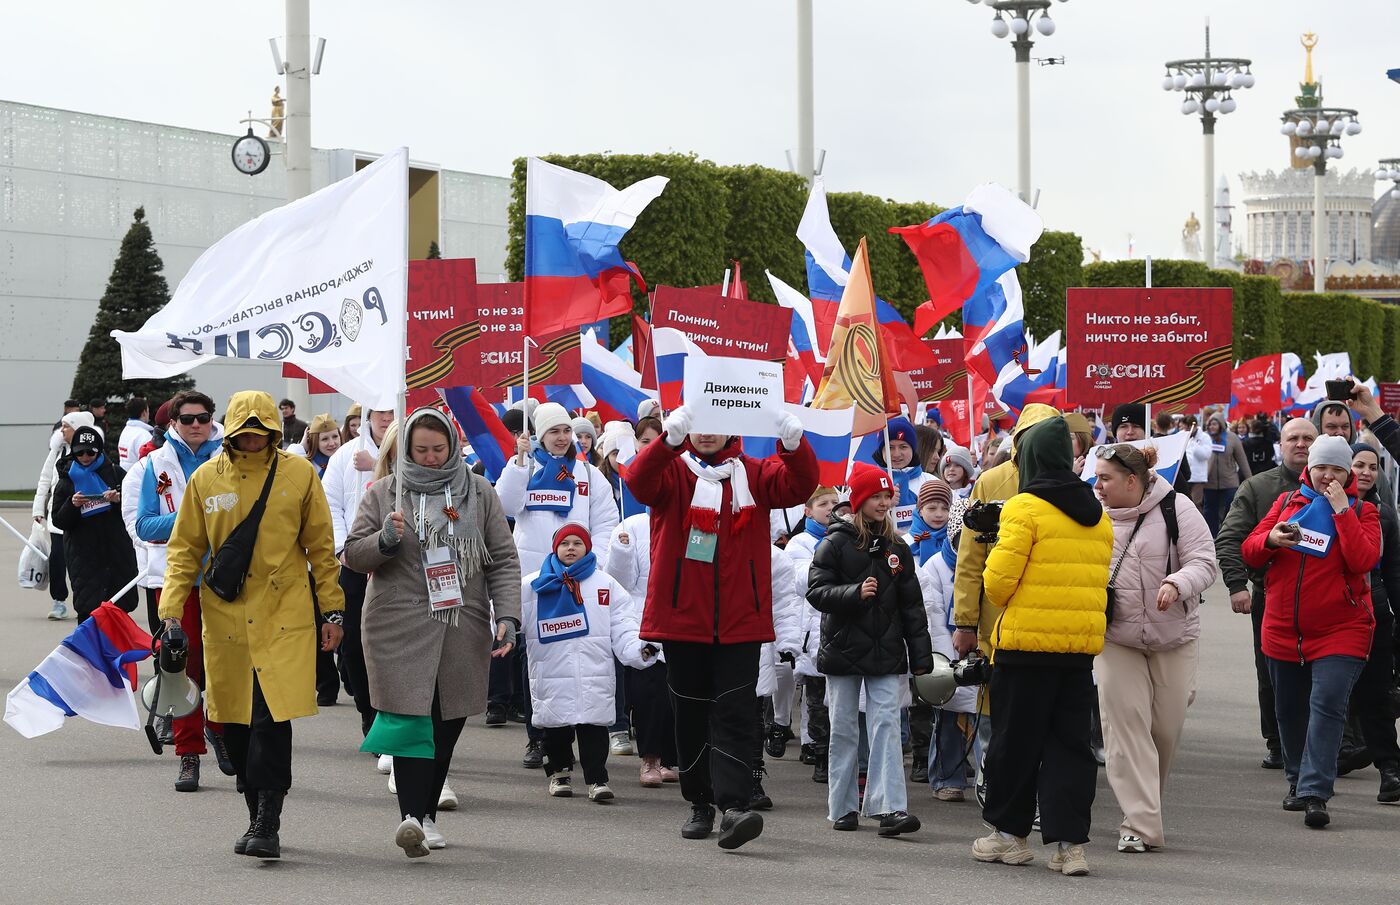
269, 87, 285, 139
1181, 212, 1203, 261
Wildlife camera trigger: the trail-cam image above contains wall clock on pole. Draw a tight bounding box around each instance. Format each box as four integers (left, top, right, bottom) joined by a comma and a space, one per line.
231, 128, 271, 176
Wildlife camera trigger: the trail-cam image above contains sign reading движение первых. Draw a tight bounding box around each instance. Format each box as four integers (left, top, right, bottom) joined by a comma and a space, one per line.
683, 354, 784, 437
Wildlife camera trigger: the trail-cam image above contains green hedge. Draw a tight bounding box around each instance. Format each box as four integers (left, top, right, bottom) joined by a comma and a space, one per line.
1084, 259, 1399, 380
506, 153, 1081, 346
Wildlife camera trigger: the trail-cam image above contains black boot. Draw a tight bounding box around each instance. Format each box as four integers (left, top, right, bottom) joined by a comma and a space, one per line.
234, 789, 259, 855
813, 746, 828, 784
717, 809, 763, 850
175, 754, 200, 793
764, 724, 788, 759
748, 766, 772, 811
1378, 765, 1400, 804
244, 790, 284, 859
206, 727, 237, 777
681, 803, 716, 839
1337, 746, 1373, 776
910, 750, 929, 784
799, 743, 816, 765
1304, 797, 1330, 829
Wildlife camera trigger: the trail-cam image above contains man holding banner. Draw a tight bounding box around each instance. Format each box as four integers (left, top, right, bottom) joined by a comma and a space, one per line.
625, 402, 816, 850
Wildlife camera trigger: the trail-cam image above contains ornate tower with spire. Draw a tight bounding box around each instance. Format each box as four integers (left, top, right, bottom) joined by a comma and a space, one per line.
1290, 33, 1321, 169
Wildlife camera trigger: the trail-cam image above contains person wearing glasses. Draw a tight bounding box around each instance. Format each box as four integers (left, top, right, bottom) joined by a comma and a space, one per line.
1092, 443, 1217, 853
50, 424, 138, 621
135, 390, 230, 793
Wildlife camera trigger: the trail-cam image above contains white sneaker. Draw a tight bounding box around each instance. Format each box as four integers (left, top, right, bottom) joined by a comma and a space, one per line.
47, 602, 67, 621
377, 754, 393, 774
1117, 833, 1147, 853
549, 770, 573, 797
438, 781, 458, 811
588, 782, 615, 802
387, 765, 396, 794
395, 816, 430, 858
422, 817, 447, 849
609, 731, 634, 756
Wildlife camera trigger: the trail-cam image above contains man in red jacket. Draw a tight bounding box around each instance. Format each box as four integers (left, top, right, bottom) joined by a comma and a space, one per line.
625, 404, 817, 850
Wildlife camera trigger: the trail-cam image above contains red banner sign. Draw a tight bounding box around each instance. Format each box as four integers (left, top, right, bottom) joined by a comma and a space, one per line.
1379, 382, 1400, 417
651, 286, 789, 361
904, 339, 967, 402
405, 259, 479, 409
1231, 354, 1281, 413
1065, 288, 1233, 409
473, 282, 580, 401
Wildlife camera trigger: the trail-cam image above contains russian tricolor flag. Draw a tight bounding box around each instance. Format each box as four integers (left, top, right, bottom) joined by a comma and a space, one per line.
444, 386, 518, 483
767, 270, 825, 393
652, 326, 703, 410
741, 403, 856, 486
523, 158, 668, 338
5, 602, 152, 739
1080, 432, 1190, 487
581, 328, 654, 424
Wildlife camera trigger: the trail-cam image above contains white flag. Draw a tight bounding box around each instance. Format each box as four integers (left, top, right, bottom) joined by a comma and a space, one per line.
112, 148, 409, 410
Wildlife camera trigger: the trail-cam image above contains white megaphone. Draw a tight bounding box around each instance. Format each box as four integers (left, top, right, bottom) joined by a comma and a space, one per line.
911, 652, 959, 707
141, 623, 200, 753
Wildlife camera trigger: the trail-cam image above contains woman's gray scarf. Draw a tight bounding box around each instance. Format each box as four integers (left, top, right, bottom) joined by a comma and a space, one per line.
396, 409, 492, 624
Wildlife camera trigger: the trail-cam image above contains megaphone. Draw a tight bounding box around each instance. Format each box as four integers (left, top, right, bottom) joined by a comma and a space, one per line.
141, 623, 200, 754
912, 651, 991, 707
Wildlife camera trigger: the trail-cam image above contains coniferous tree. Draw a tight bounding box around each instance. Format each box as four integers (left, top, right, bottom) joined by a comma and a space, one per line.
71, 207, 193, 450
426, 239, 442, 260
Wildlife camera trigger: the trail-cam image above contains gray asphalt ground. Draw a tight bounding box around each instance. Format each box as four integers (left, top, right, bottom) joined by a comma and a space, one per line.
1, 513, 1396, 905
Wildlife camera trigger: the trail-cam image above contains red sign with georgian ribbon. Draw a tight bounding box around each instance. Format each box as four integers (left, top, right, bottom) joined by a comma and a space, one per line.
1231, 354, 1282, 412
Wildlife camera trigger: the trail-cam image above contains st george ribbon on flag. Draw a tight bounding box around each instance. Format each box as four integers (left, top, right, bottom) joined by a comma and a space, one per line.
111, 149, 410, 411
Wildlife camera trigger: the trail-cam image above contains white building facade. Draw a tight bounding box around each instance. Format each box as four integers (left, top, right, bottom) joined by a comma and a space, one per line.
1239, 167, 1374, 264
0, 100, 511, 489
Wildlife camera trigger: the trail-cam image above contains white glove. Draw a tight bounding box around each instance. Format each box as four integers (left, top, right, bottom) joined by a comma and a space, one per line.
663, 405, 692, 447
777, 411, 804, 451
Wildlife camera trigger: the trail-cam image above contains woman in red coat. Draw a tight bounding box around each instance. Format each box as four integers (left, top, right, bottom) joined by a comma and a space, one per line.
1242, 435, 1380, 830
625, 404, 817, 851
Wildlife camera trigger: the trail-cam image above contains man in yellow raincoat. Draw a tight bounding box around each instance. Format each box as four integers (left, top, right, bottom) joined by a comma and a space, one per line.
161, 390, 345, 859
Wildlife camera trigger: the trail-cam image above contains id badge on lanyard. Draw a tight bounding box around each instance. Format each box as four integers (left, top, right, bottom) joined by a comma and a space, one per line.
419, 489, 464, 614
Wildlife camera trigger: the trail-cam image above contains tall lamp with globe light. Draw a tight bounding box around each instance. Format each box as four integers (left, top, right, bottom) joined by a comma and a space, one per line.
1279, 107, 1362, 292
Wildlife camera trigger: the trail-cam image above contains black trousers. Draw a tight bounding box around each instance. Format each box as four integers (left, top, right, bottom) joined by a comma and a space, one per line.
486, 640, 522, 710
393, 692, 467, 822
543, 724, 610, 784
48, 533, 68, 603
663, 640, 760, 812
803, 676, 829, 751
1352, 611, 1400, 769
909, 691, 934, 761
143, 587, 161, 636
222, 676, 293, 793
625, 662, 677, 765
1252, 589, 1280, 752
982, 662, 1097, 845
338, 566, 376, 735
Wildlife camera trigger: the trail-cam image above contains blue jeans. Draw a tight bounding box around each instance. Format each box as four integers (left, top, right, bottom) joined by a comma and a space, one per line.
1202, 487, 1237, 537
1267, 655, 1365, 801
827, 674, 905, 820
929, 710, 979, 790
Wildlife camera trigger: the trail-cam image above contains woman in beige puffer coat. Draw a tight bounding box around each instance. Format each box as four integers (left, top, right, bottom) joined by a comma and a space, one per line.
1092, 443, 1217, 853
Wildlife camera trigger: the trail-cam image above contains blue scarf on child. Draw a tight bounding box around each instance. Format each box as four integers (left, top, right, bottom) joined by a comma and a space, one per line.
907, 511, 947, 566
1290, 483, 1358, 559
525, 448, 577, 512
892, 464, 923, 506
804, 519, 828, 544
68, 453, 112, 518
531, 551, 598, 643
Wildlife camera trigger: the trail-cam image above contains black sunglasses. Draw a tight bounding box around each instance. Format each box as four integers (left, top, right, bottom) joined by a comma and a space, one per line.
177, 412, 213, 425
74, 449, 99, 458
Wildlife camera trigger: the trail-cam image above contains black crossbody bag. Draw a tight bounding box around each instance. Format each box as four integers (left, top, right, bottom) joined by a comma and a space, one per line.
203, 453, 278, 602
1106, 513, 1146, 624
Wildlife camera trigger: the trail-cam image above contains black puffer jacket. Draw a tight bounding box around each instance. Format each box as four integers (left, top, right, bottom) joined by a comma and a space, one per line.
807, 519, 933, 676
51, 454, 138, 619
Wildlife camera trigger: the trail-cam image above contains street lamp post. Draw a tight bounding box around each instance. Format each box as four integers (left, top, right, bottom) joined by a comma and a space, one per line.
1377, 159, 1400, 202
1280, 106, 1362, 292
1161, 23, 1253, 268
966, 0, 1067, 204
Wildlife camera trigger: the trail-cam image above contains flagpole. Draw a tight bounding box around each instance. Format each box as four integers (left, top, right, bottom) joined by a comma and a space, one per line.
395, 158, 411, 520
720, 268, 731, 297
0, 516, 47, 561
882, 424, 895, 487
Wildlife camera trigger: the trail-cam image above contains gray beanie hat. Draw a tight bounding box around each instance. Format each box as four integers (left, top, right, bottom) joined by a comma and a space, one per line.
1308, 434, 1354, 473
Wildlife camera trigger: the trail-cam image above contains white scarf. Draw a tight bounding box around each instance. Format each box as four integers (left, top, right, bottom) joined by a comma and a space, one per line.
682, 452, 756, 533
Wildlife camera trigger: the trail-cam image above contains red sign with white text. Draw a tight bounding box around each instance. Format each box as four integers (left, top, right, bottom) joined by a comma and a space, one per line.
904, 339, 967, 402
651, 286, 789, 361
1065, 288, 1233, 409
1231, 354, 1282, 413
474, 282, 580, 400
405, 259, 478, 409
1379, 383, 1400, 417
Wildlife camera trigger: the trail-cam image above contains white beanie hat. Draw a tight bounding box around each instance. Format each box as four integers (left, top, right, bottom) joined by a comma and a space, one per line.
533, 402, 571, 439
1307, 434, 1354, 473
570, 417, 597, 440
637, 398, 661, 421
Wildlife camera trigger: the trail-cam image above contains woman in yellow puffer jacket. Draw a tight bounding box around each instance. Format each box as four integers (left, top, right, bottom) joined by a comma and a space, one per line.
971, 416, 1113, 877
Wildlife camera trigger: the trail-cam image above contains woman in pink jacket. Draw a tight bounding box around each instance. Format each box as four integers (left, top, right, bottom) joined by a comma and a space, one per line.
1093, 444, 1218, 853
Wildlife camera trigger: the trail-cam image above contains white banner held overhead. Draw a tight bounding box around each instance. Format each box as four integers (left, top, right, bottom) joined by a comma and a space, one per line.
111, 149, 410, 411
684, 354, 784, 437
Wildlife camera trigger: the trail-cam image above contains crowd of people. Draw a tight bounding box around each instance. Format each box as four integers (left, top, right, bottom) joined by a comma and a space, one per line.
25, 381, 1400, 871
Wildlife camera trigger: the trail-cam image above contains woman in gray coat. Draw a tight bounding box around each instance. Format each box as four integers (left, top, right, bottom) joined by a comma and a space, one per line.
345, 407, 520, 858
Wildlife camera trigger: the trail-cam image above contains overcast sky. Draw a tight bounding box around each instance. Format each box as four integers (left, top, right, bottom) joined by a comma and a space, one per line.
5, 1, 1398, 266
